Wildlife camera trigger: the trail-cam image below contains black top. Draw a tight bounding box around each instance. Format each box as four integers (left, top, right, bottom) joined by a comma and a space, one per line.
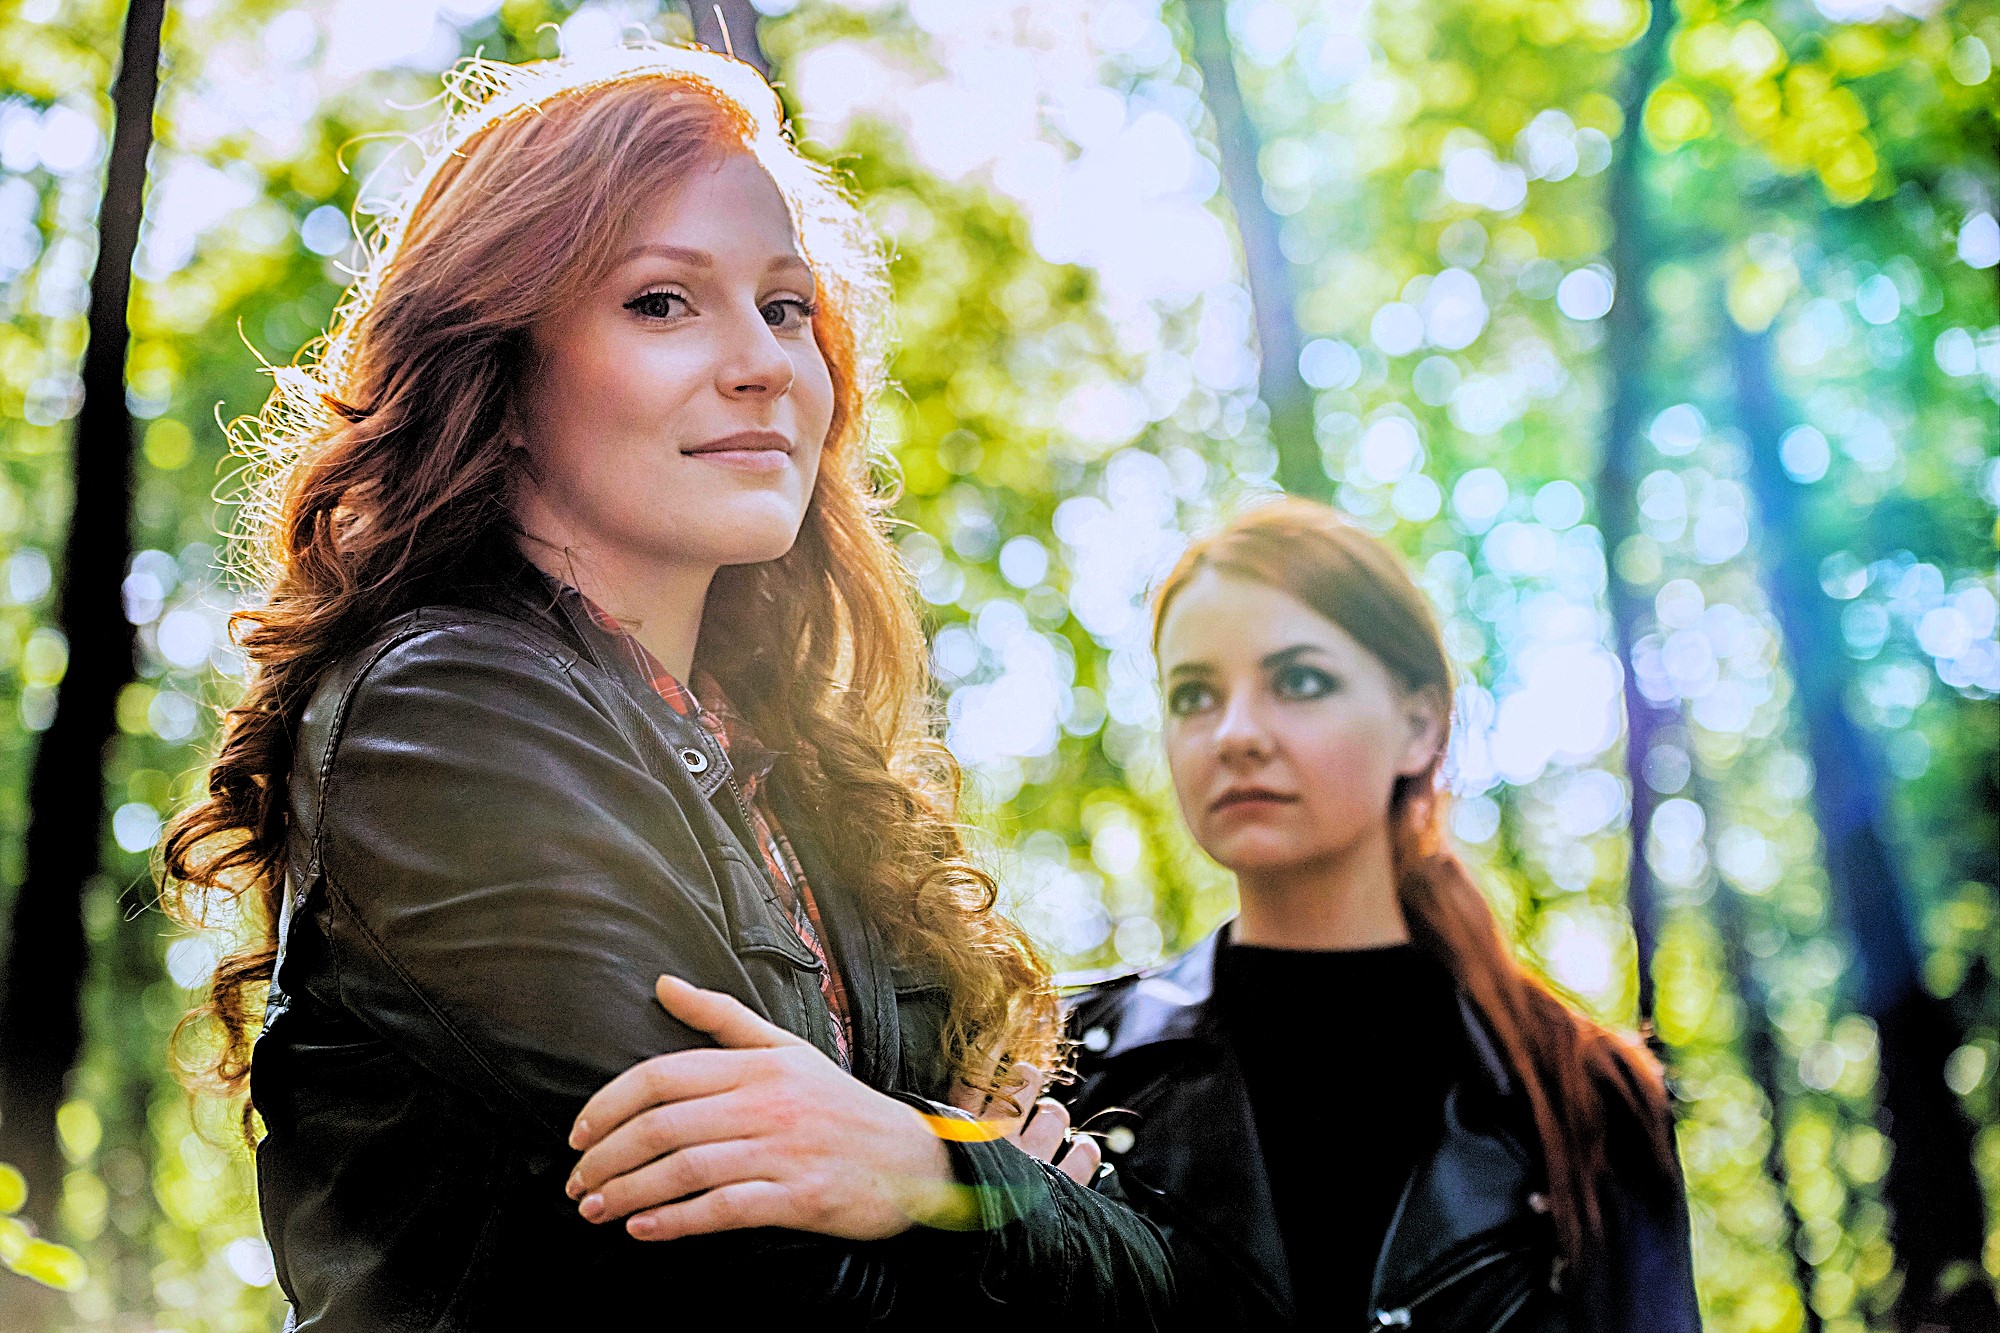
1065, 929, 1704, 1332
1213, 939, 1467, 1327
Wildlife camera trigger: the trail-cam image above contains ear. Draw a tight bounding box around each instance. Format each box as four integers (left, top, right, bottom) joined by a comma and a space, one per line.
1395, 685, 1447, 779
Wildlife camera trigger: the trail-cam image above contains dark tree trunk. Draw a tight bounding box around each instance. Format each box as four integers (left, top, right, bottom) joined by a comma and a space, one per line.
1181, 0, 1323, 500
1595, 19, 1819, 1319
685, 0, 769, 79
1692, 775, 1826, 1333
1726, 318, 1997, 1333
0, 0, 160, 1239
1593, 0, 1673, 1025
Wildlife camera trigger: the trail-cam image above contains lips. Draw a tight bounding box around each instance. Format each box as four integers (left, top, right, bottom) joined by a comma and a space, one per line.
1210, 788, 1299, 814
683, 429, 792, 456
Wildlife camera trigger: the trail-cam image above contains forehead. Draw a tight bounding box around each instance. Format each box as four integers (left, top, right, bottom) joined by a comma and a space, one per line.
1156, 569, 1364, 668
623, 151, 803, 259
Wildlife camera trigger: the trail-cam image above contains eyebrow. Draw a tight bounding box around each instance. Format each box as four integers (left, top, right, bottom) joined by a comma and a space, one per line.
1164, 643, 1330, 680
617, 243, 814, 283
1259, 643, 1329, 669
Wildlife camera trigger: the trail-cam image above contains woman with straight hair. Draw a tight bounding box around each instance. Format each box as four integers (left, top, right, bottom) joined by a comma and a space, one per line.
164, 44, 1169, 1330
1063, 499, 1699, 1331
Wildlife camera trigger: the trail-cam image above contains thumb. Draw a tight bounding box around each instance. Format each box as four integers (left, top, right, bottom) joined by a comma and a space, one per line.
654, 974, 806, 1050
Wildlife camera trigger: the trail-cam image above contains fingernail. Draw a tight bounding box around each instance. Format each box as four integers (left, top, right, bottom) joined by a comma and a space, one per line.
628, 1216, 657, 1239
580, 1193, 605, 1222
564, 1172, 583, 1200
568, 1118, 589, 1150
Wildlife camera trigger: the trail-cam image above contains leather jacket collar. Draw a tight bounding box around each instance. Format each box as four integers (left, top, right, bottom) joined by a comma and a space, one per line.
460, 555, 738, 801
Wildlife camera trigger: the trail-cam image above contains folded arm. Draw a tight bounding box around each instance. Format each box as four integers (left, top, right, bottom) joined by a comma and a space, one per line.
309, 622, 1173, 1323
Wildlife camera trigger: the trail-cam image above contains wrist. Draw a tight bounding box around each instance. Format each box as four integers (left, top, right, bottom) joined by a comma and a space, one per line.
895, 1102, 984, 1232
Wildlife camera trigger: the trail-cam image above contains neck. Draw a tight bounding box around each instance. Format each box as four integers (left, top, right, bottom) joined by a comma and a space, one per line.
517, 535, 713, 682
1232, 819, 1410, 951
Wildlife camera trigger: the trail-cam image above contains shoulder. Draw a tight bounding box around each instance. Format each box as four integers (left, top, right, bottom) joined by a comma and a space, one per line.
1063, 970, 1141, 1064
1060, 931, 1221, 1075
298, 605, 614, 786
328, 603, 581, 702
1061, 964, 1144, 1025
1580, 1058, 1700, 1327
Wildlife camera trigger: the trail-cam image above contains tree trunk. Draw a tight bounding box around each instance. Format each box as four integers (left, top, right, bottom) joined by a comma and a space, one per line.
1692, 773, 1826, 1332
0, 0, 160, 1240
1181, 0, 1323, 500
1595, 24, 1819, 1313
1726, 318, 1997, 1333
685, 0, 769, 80
1593, 0, 1673, 1025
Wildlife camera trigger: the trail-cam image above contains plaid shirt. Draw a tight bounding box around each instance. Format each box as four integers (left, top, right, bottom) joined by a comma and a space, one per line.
573, 592, 853, 1069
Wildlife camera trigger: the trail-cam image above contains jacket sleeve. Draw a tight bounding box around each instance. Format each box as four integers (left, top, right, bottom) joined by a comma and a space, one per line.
925, 1103, 1178, 1324
305, 622, 1174, 1325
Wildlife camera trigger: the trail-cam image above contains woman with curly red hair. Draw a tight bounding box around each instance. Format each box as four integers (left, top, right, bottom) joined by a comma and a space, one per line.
165, 45, 1168, 1329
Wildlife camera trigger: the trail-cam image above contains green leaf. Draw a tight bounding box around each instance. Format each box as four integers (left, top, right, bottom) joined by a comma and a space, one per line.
0, 1215, 28, 1265
10, 1237, 87, 1291
0, 1164, 24, 1215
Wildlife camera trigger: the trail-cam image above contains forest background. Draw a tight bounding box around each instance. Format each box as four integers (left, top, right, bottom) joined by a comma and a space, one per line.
0, 0, 1993, 1329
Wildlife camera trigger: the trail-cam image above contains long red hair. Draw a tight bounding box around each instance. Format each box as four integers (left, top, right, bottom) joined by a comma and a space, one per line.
1153, 498, 1675, 1268
162, 45, 1060, 1131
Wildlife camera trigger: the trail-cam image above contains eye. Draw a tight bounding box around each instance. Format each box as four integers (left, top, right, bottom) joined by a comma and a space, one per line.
763, 297, 818, 332
1166, 681, 1217, 718
625, 288, 690, 320
1272, 664, 1338, 700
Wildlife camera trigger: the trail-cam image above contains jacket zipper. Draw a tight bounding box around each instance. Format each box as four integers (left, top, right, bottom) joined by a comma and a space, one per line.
1365, 1238, 1530, 1332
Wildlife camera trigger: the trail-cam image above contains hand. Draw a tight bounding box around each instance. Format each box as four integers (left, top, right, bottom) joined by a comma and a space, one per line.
565, 975, 966, 1242
949, 1062, 1102, 1188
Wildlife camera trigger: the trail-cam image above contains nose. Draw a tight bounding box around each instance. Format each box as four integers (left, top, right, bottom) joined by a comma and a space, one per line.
716, 305, 795, 401
1211, 688, 1274, 767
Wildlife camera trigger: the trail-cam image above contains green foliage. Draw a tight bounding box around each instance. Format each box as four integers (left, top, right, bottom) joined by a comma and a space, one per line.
0, 0, 1992, 1328
1, 1161, 87, 1292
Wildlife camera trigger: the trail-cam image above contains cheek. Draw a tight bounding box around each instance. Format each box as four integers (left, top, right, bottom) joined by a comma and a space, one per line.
1290, 717, 1404, 830
796, 348, 836, 436
527, 333, 672, 457
1164, 728, 1213, 814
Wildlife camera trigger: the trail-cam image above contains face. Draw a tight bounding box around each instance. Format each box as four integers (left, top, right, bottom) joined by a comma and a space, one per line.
1156, 569, 1443, 879
513, 151, 835, 578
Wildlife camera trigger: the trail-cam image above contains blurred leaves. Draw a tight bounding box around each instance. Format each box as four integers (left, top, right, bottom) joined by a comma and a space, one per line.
1, 1160, 87, 1291
0, 0, 1992, 1329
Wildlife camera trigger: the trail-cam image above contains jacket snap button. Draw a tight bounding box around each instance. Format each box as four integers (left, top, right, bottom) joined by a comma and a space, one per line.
1082, 1025, 1111, 1052
678, 747, 710, 775
1105, 1125, 1136, 1155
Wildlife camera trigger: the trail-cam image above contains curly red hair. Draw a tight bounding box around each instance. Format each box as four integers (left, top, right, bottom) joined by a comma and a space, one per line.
163, 45, 1058, 1135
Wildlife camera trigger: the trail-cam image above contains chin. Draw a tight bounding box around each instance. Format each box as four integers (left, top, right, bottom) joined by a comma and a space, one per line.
681, 497, 811, 568
1202, 828, 1317, 876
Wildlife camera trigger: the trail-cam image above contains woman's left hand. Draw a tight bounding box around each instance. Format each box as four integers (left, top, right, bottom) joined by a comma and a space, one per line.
565, 975, 966, 1242
947, 1064, 1102, 1188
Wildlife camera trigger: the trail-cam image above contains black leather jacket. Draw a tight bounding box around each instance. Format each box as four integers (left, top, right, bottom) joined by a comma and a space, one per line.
252, 558, 1174, 1331
1062, 930, 1702, 1332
